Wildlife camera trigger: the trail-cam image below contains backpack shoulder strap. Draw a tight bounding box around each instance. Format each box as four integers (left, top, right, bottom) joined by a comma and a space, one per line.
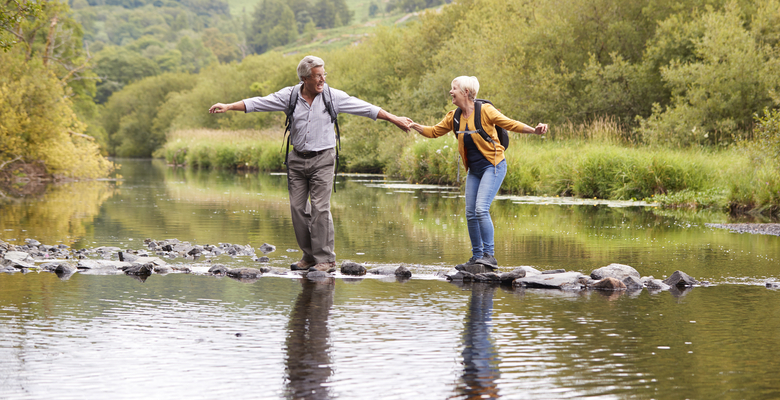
453, 107, 462, 137
473, 99, 497, 145
282, 83, 303, 166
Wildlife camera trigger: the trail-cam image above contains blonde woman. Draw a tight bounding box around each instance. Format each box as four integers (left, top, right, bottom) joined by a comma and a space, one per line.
409, 76, 548, 270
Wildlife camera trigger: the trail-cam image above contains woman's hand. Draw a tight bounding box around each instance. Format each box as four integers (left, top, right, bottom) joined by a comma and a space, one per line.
408, 122, 424, 134
534, 123, 548, 135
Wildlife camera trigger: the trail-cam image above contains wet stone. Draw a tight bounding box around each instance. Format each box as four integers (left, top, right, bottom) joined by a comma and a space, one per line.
591, 263, 641, 281
227, 267, 263, 279
663, 270, 699, 287
395, 265, 412, 278
258, 243, 276, 254
124, 263, 154, 276
474, 272, 501, 283
542, 269, 566, 274
591, 277, 627, 291
341, 261, 367, 276
514, 271, 587, 290
622, 276, 644, 291
208, 265, 229, 275
499, 268, 527, 284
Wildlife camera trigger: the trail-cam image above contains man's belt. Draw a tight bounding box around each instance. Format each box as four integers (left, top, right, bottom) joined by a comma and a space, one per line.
294, 149, 326, 159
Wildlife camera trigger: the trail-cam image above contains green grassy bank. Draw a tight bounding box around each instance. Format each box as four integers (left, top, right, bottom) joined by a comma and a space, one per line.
158, 128, 779, 216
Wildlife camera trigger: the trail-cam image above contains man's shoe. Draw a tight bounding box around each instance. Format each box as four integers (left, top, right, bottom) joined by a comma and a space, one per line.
455, 256, 480, 271
309, 262, 336, 273
291, 259, 315, 271
475, 253, 498, 270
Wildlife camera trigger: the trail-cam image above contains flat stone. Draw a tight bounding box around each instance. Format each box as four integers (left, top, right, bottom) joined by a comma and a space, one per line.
499, 268, 527, 284
4, 251, 33, 263
514, 271, 587, 290
457, 264, 495, 275
474, 272, 501, 282
227, 267, 263, 279
542, 269, 566, 274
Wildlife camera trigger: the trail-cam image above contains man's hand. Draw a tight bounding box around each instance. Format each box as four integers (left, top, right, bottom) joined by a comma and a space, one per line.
209, 103, 230, 113
534, 123, 549, 135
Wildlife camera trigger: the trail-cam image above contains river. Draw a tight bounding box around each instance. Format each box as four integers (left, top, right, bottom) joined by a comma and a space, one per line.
1, 159, 778, 399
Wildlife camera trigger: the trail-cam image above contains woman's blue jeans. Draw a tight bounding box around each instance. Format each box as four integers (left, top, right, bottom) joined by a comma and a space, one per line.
465, 159, 507, 257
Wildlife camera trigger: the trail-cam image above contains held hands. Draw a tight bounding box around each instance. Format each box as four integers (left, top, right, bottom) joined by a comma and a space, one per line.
394, 116, 414, 132
408, 122, 423, 134
534, 123, 549, 135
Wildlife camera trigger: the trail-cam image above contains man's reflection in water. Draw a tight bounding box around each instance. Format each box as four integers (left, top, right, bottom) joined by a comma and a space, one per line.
284, 276, 335, 400
453, 283, 501, 399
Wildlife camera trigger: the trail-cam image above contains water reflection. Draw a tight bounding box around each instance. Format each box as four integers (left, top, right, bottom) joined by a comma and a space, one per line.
285, 276, 335, 399
453, 283, 501, 399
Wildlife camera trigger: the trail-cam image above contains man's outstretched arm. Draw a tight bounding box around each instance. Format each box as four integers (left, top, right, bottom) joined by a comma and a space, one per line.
377, 109, 412, 132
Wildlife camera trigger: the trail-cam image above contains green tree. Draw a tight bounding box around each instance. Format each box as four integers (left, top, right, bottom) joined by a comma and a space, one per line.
638, 2, 780, 146
248, 0, 298, 54
93, 45, 160, 103
103, 72, 197, 157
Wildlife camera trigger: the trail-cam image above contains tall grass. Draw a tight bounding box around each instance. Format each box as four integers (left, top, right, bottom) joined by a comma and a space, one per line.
159, 120, 777, 215
157, 129, 287, 171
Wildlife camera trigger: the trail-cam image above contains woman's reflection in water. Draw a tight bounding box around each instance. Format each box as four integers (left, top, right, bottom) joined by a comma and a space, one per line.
453, 283, 501, 399
284, 276, 335, 400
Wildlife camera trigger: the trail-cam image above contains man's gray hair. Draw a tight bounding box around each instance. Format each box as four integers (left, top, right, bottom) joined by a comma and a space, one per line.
297, 55, 325, 81
452, 76, 480, 101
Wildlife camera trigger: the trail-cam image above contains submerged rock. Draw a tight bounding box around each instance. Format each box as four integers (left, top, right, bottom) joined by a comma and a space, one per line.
368, 265, 412, 278
208, 264, 229, 275
124, 263, 154, 276
591, 263, 640, 281
641, 276, 671, 291
258, 243, 276, 254
591, 277, 627, 291
227, 267, 263, 279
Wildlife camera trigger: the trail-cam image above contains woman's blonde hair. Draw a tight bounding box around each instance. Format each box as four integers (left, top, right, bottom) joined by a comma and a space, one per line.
452, 76, 480, 101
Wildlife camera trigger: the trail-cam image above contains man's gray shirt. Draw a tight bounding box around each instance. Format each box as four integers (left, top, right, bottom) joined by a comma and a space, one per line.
243, 85, 381, 152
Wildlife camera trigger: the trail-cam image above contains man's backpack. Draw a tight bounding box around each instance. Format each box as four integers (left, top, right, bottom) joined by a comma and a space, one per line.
453, 99, 509, 150
282, 82, 340, 166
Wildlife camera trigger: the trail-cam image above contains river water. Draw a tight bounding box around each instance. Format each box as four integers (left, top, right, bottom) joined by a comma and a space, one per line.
1, 159, 779, 399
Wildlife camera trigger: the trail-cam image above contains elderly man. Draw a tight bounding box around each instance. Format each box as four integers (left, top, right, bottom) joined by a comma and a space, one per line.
209, 55, 410, 273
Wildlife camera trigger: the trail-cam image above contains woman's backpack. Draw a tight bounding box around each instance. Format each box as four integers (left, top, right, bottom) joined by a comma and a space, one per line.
453, 99, 509, 150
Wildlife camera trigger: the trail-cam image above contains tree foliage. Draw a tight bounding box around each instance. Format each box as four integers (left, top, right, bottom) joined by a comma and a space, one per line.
1, 0, 113, 178
103, 72, 197, 157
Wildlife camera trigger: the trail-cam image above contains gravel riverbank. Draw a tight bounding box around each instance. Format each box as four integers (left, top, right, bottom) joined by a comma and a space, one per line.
706, 223, 780, 236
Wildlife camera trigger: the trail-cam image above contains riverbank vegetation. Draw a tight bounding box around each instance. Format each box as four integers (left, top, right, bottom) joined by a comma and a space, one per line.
3, 0, 779, 215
